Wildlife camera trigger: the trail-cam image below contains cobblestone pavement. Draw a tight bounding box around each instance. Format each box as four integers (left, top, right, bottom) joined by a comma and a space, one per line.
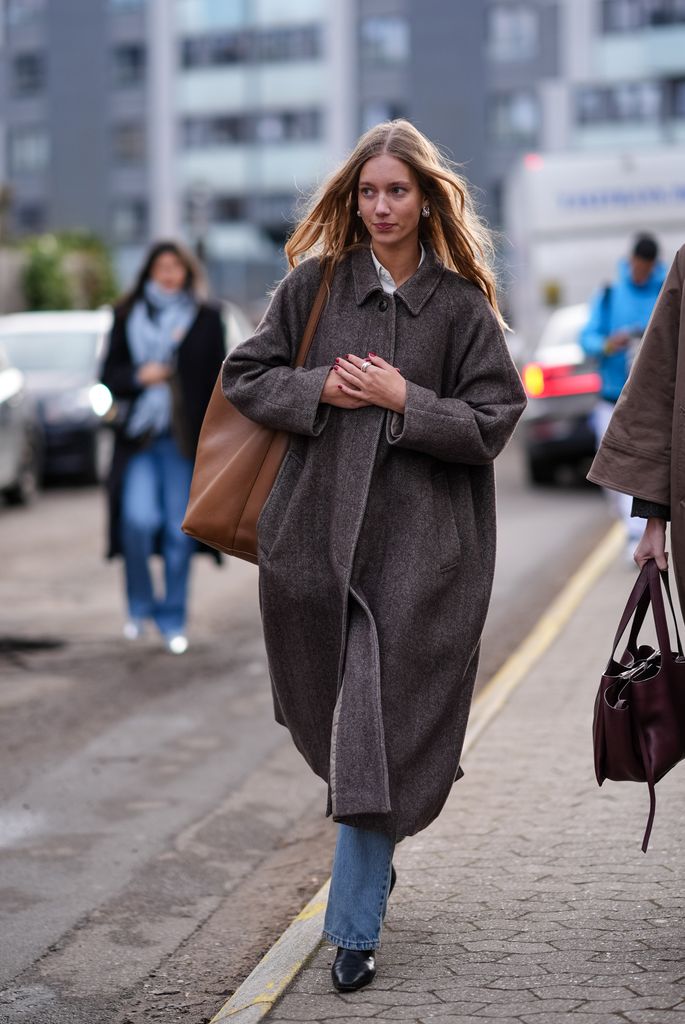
267, 556, 685, 1023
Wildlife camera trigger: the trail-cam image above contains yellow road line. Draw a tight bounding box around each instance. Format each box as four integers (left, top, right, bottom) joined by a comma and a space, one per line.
210, 520, 624, 1023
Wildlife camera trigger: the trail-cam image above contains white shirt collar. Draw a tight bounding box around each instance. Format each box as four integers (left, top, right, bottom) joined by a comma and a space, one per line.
370, 244, 426, 295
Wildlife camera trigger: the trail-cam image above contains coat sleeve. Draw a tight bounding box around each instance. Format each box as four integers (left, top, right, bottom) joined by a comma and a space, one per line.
221, 260, 331, 437
587, 247, 684, 506
580, 288, 608, 358
100, 312, 141, 399
385, 292, 527, 464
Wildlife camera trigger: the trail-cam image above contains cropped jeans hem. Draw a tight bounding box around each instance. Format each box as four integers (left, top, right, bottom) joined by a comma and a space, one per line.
322, 930, 382, 951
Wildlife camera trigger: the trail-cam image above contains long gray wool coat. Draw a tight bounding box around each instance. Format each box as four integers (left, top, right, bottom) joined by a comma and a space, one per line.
222, 245, 526, 839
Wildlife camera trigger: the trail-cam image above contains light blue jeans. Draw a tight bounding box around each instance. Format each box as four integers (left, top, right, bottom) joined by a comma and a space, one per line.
120, 433, 196, 636
323, 824, 396, 950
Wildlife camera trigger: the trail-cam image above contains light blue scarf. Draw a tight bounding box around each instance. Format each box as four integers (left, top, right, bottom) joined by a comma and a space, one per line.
126, 280, 197, 440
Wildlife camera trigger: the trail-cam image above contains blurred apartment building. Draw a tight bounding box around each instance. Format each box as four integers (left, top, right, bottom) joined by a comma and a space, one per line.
1, 0, 684, 303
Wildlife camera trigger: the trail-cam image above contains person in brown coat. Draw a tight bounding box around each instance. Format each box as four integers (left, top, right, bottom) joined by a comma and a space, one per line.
222, 120, 526, 992
589, 244, 685, 586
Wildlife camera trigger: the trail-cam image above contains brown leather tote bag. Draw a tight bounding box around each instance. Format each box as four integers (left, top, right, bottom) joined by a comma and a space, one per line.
593, 558, 685, 851
181, 268, 330, 563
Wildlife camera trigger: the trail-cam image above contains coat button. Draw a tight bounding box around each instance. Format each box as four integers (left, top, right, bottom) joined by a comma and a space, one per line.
378, 298, 389, 312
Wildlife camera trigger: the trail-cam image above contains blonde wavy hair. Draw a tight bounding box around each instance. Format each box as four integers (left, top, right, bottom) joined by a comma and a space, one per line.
286, 119, 504, 327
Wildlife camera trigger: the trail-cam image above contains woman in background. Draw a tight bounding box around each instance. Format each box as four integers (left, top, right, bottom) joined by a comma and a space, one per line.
101, 240, 224, 653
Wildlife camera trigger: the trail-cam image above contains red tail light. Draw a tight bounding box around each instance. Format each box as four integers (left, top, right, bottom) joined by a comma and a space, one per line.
523, 362, 601, 399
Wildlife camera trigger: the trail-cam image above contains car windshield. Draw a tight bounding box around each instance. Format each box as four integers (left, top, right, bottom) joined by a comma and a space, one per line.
0, 331, 99, 372
539, 308, 588, 349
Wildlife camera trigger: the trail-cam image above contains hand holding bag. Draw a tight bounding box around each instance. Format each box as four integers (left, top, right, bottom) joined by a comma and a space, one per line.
181, 266, 330, 562
593, 558, 685, 851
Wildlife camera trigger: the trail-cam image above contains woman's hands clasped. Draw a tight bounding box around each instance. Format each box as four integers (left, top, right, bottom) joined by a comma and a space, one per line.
321, 353, 407, 414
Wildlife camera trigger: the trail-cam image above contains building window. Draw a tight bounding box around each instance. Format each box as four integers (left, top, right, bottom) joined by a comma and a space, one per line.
111, 43, 146, 87
16, 203, 45, 231
111, 122, 146, 164
180, 25, 321, 67
211, 196, 247, 223
361, 101, 406, 132
601, 0, 685, 31
486, 5, 539, 62
181, 109, 322, 147
360, 16, 410, 64
8, 126, 49, 174
576, 81, 662, 123
673, 78, 685, 117
489, 91, 539, 143
5, 0, 45, 29
12, 52, 46, 97
111, 199, 147, 242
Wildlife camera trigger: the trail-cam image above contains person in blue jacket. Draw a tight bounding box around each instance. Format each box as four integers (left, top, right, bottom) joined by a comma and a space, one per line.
580, 234, 666, 558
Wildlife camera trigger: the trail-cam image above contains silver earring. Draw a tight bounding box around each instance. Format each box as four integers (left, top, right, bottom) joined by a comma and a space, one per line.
421, 205, 430, 218
357, 210, 361, 216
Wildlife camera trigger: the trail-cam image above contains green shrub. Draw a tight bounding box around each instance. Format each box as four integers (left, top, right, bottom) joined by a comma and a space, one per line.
21, 232, 118, 311
22, 235, 72, 310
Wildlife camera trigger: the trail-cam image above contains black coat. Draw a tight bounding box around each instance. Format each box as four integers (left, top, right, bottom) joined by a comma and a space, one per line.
101, 302, 225, 559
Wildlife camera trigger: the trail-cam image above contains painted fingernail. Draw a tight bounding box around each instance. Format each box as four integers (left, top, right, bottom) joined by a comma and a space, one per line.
338, 385, 343, 390
369, 351, 376, 357
333, 365, 339, 371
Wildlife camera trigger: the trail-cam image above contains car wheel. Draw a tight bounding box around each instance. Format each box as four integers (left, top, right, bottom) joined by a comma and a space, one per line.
4, 433, 42, 506
528, 456, 557, 486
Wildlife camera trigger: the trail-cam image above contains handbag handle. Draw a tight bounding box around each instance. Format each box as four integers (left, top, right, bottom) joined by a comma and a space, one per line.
645, 559, 684, 660
293, 259, 333, 369
609, 560, 683, 664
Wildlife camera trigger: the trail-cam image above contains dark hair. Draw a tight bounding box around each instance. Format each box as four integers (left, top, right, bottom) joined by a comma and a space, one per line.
115, 240, 206, 315
632, 234, 659, 262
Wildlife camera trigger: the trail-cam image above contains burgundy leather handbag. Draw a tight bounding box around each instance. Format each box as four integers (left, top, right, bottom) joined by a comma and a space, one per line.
593, 558, 685, 852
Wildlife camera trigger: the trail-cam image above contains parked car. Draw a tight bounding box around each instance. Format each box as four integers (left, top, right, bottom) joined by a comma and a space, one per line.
0, 310, 114, 482
0, 343, 43, 505
0, 300, 252, 485
519, 303, 600, 485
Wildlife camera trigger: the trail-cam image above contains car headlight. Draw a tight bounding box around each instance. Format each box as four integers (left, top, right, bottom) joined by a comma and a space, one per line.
89, 383, 113, 418
41, 385, 113, 424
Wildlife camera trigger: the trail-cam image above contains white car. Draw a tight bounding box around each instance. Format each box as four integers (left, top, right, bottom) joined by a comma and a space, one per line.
0, 301, 252, 482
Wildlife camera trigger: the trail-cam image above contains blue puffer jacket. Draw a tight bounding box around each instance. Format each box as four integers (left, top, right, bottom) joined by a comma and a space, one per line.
580, 258, 666, 402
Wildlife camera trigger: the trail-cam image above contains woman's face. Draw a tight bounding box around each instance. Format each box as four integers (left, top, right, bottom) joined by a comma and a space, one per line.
149, 251, 187, 293
357, 154, 425, 252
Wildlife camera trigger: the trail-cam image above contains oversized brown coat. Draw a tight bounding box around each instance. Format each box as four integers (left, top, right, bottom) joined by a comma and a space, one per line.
222, 246, 526, 839
589, 244, 685, 610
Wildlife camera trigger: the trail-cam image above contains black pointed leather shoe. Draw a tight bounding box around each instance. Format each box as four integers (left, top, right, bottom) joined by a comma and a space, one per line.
331, 947, 376, 992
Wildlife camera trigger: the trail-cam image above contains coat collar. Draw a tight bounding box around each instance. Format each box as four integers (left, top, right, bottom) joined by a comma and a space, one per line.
349, 244, 445, 316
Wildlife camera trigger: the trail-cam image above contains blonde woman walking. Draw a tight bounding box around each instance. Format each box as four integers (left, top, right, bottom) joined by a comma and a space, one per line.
222, 120, 526, 991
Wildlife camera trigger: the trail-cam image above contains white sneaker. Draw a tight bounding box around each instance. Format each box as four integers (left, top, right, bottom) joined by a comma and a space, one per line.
123, 619, 144, 641
165, 634, 188, 655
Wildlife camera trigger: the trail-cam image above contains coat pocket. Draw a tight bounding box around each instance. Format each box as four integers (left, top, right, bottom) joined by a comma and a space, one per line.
431, 470, 461, 572
257, 449, 304, 559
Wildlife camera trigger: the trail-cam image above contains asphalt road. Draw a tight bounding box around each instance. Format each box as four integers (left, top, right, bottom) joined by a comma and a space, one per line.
0, 440, 611, 1024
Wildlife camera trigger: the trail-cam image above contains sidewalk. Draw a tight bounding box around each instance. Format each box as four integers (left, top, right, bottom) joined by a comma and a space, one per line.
225, 543, 685, 1024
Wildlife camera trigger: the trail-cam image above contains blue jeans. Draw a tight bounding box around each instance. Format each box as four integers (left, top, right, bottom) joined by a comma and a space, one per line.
120, 434, 196, 635
323, 824, 396, 950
